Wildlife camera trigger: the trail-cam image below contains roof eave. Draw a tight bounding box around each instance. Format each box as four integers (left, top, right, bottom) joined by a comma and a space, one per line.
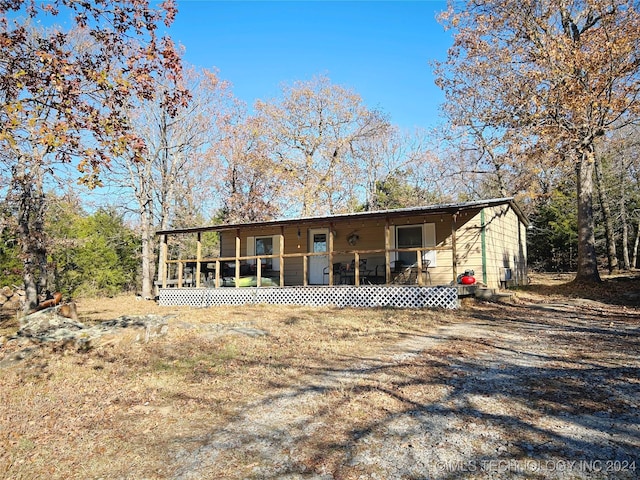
155, 197, 528, 235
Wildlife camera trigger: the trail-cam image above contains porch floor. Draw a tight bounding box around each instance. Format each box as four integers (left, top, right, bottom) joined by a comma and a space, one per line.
158, 284, 459, 309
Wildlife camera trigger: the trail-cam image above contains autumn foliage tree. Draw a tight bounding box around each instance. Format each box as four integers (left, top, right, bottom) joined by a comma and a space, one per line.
436, 0, 640, 283
213, 114, 286, 224
0, 1, 186, 310
255, 75, 391, 217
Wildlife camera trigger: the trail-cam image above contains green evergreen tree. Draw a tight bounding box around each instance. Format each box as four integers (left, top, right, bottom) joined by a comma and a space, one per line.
528, 187, 578, 272
362, 171, 442, 211
0, 230, 22, 286
46, 199, 140, 297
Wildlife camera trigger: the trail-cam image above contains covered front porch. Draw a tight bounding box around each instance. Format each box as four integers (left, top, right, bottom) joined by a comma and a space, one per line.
158, 245, 443, 289
156, 236, 458, 308
157, 212, 462, 289
154, 199, 528, 309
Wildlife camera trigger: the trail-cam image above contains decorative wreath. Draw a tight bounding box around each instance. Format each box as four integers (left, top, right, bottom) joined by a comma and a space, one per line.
347, 232, 359, 246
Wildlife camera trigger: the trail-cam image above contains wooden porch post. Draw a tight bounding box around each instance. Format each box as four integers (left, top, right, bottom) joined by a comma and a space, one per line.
303, 255, 308, 286
279, 226, 285, 287
160, 234, 168, 289
328, 223, 334, 285
235, 228, 241, 288
196, 232, 202, 288
354, 251, 360, 285
256, 256, 262, 287
451, 213, 458, 283
384, 219, 391, 284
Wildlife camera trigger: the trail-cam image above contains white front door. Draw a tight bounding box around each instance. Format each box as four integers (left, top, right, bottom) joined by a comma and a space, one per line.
308, 228, 329, 285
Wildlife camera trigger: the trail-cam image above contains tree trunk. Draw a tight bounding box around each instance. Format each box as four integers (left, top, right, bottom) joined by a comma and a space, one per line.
35, 168, 48, 296
574, 148, 602, 283
140, 201, 154, 299
594, 155, 618, 273
155, 190, 172, 293
21, 245, 39, 313
621, 195, 630, 270
15, 157, 48, 313
632, 220, 640, 269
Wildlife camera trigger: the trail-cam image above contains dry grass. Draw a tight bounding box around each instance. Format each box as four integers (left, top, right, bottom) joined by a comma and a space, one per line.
0, 297, 454, 479
1, 273, 639, 479
522, 271, 640, 305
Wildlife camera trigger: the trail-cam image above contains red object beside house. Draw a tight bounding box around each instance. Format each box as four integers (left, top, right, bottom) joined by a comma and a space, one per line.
460, 275, 476, 285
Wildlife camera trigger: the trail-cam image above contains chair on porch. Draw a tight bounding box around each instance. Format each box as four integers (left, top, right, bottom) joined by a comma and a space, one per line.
323, 262, 344, 285
391, 260, 411, 284
352, 258, 376, 284
391, 259, 431, 285
422, 259, 432, 285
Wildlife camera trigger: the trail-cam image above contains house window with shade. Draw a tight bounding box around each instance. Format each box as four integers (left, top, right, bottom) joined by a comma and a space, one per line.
396, 225, 423, 266
393, 223, 437, 268
247, 235, 280, 271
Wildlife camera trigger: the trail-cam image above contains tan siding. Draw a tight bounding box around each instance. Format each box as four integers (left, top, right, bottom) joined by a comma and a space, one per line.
219, 232, 236, 259
213, 207, 528, 288
282, 226, 305, 285
454, 206, 527, 288
483, 205, 527, 288
454, 209, 484, 282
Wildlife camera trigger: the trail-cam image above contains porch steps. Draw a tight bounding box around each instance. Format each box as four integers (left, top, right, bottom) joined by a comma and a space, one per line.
457, 285, 516, 304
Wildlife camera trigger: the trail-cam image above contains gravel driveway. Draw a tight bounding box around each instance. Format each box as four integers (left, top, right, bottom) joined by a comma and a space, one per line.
172, 298, 640, 480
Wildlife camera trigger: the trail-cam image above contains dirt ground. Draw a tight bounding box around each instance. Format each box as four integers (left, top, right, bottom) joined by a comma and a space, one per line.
1, 273, 639, 479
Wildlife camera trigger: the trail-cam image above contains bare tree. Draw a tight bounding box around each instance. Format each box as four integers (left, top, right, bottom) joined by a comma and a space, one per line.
108, 68, 236, 299
599, 126, 640, 270
212, 115, 285, 223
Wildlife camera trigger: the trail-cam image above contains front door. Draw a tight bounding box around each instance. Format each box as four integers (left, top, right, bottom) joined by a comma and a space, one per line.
308, 228, 329, 284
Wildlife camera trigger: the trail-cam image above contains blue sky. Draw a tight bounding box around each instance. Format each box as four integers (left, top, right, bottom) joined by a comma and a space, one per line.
165, 1, 452, 130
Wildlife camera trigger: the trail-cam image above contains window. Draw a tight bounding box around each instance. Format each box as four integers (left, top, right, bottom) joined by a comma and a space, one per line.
312, 233, 327, 253
255, 236, 273, 269
247, 235, 280, 270
394, 223, 437, 267
396, 226, 423, 266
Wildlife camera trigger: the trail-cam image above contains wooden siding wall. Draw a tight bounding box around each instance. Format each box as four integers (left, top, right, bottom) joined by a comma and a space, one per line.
455, 205, 527, 288
450, 206, 527, 288
484, 205, 527, 287
448, 209, 483, 283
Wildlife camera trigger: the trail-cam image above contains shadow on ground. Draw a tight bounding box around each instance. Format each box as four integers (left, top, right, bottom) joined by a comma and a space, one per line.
519, 272, 640, 308
171, 299, 640, 479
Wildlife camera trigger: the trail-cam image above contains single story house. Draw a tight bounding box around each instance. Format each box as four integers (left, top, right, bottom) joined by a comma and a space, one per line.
156, 197, 528, 309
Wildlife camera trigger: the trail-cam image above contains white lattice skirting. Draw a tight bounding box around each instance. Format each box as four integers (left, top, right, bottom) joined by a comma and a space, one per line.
158, 285, 459, 309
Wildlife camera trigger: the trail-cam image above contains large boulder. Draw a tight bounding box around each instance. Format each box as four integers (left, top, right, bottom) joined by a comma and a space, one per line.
18, 306, 87, 342
17, 307, 171, 348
